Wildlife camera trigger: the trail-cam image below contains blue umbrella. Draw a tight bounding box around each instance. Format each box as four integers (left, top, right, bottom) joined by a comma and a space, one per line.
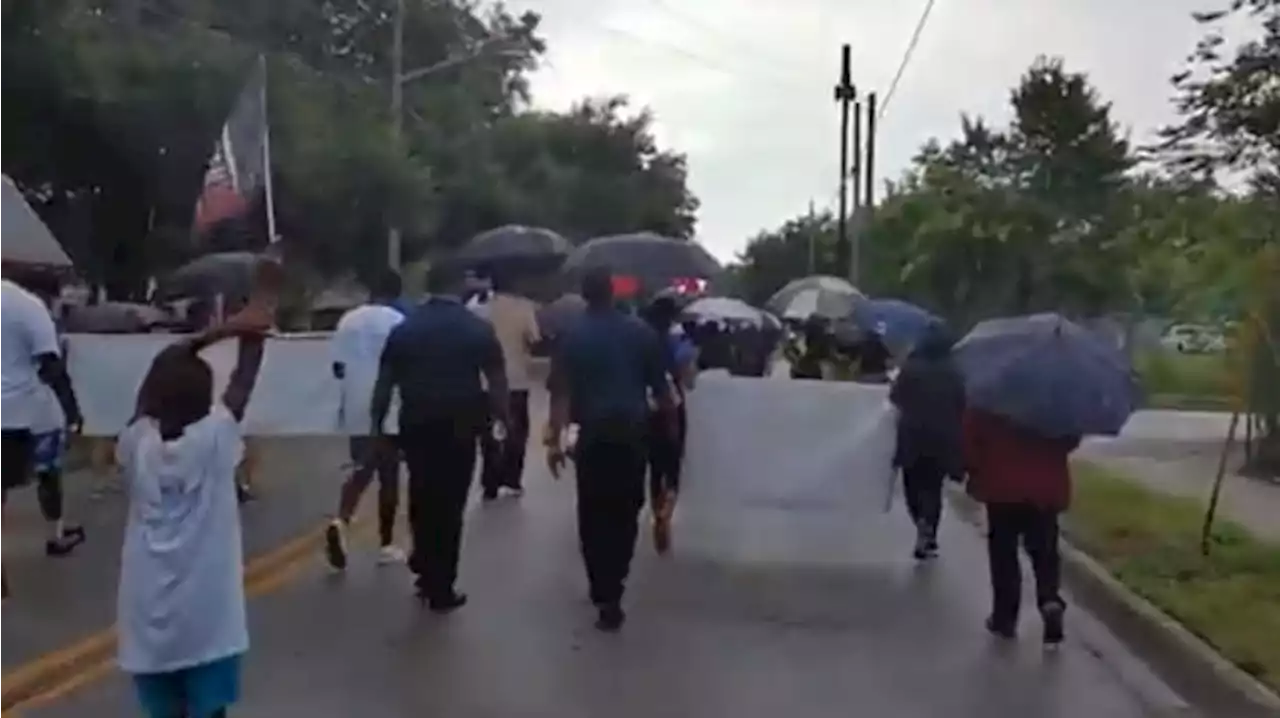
849, 298, 940, 353
954, 313, 1140, 438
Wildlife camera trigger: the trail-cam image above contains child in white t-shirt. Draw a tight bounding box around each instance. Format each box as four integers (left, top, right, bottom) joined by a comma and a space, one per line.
115, 283, 273, 718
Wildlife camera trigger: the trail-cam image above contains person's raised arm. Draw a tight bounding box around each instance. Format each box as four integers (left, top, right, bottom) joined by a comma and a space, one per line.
478, 322, 511, 427
221, 333, 266, 422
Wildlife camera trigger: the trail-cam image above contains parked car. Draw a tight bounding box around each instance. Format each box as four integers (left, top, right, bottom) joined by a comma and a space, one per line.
1160, 323, 1226, 353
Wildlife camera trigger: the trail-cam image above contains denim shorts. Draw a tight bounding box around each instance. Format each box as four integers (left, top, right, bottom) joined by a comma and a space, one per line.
32, 431, 65, 475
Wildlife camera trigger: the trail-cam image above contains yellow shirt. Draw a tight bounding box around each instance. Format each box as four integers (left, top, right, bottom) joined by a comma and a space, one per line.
485, 293, 541, 391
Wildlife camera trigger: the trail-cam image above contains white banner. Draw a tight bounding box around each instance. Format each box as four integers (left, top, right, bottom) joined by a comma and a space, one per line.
679, 374, 899, 562
67, 333, 341, 436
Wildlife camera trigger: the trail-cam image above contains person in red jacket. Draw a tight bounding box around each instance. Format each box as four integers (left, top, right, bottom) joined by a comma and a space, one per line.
962, 407, 1077, 646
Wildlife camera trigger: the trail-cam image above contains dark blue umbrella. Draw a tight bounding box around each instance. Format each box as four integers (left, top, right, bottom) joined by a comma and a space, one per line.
954, 313, 1140, 438
849, 298, 940, 354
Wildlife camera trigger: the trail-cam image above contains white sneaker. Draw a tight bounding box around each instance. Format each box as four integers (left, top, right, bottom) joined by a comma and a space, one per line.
378, 544, 407, 565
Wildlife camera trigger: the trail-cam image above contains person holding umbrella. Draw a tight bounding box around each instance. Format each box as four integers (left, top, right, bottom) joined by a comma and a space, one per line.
478, 269, 541, 501
544, 268, 672, 632
955, 313, 1139, 646
889, 324, 964, 560
640, 295, 697, 554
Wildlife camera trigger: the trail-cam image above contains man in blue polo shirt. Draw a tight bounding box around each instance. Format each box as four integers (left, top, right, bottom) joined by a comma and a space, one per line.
371, 269, 509, 612
544, 267, 672, 631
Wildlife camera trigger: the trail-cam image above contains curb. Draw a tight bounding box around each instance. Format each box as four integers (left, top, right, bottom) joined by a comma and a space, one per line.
0, 524, 330, 712
1059, 539, 1280, 718
945, 487, 1280, 718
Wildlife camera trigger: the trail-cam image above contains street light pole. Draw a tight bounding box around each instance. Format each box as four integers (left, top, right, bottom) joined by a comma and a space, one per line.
387, 0, 406, 272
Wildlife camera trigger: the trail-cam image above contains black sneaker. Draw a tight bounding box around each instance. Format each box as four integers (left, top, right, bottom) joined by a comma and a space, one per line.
428, 591, 468, 613
481, 487, 499, 501
595, 604, 625, 632
46, 526, 86, 557
985, 616, 1017, 640
1041, 601, 1065, 647
324, 521, 348, 571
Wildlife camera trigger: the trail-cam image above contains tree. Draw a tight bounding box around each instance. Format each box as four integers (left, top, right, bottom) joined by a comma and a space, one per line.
732, 211, 839, 306
1161, 2, 1279, 475
1, 0, 698, 291
732, 58, 1138, 324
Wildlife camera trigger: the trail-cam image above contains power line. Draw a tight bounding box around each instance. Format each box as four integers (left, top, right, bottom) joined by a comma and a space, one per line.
594, 24, 808, 93
878, 0, 938, 120
640, 0, 809, 78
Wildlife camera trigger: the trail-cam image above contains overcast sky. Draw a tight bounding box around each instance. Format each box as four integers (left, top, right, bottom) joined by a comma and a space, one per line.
510, 0, 1221, 262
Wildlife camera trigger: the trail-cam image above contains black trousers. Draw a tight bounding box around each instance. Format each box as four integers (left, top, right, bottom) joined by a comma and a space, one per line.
399, 413, 482, 599
901, 458, 945, 539
480, 390, 530, 492
985, 503, 1064, 627
575, 426, 647, 607
645, 404, 686, 506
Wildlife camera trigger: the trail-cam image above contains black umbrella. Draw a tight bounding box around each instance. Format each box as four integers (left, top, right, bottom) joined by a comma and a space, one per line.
560, 232, 721, 295
450, 225, 571, 272
154, 251, 263, 302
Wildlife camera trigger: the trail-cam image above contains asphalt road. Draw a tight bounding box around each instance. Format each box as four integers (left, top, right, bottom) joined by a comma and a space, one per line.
8, 426, 1187, 717
1, 438, 349, 671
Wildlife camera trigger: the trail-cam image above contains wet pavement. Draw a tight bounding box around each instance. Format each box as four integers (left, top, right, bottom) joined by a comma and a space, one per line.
16, 433, 1186, 717
2, 438, 348, 671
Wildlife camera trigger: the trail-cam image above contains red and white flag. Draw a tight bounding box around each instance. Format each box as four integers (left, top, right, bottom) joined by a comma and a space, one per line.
192, 55, 277, 243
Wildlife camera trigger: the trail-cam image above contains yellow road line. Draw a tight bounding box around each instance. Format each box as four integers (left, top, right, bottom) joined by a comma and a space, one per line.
2, 518, 373, 713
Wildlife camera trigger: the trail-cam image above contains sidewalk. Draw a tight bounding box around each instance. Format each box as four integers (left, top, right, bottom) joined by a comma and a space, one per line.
1080, 420, 1279, 543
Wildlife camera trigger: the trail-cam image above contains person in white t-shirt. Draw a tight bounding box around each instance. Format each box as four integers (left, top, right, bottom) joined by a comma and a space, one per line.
323, 271, 407, 571
2, 274, 85, 592
115, 301, 270, 718
8, 272, 88, 556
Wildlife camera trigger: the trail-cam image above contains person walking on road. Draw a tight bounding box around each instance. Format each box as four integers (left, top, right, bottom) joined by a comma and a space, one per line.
325, 270, 407, 571
478, 270, 541, 501
545, 268, 673, 632
29, 277, 86, 556
640, 295, 697, 554
889, 325, 964, 560
962, 407, 1076, 646
371, 270, 509, 612
2, 274, 85, 597
115, 294, 272, 718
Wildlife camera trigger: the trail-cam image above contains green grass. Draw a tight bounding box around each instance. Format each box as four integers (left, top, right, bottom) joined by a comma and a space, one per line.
1069, 462, 1280, 691
1135, 351, 1234, 409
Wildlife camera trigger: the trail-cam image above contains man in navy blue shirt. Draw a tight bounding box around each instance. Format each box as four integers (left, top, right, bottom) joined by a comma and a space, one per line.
545, 268, 672, 631
372, 269, 509, 612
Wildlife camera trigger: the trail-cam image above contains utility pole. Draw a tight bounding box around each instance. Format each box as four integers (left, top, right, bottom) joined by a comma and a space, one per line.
850, 99, 863, 284
387, 0, 406, 272
865, 92, 878, 209
807, 199, 817, 273
833, 44, 856, 277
